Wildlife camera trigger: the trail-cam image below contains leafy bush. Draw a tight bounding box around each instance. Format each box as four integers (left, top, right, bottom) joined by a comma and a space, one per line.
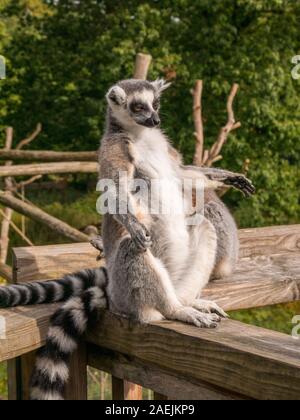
0, 0, 299, 226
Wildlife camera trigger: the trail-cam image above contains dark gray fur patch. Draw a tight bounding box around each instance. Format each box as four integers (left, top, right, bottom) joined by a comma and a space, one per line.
117, 79, 156, 95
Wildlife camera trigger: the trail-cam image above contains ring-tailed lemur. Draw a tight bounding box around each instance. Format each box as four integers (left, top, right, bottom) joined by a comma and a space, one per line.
0, 79, 255, 400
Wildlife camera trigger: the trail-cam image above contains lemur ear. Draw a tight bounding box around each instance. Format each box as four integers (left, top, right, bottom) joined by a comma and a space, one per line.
151, 79, 172, 93
106, 86, 127, 106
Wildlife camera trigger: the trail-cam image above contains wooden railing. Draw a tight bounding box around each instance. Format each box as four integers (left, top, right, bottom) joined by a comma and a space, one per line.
0, 225, 300, 400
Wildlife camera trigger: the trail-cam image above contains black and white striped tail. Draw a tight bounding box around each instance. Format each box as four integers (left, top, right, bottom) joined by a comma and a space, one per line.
30, 284, 107, 400
0, 267, 108, 308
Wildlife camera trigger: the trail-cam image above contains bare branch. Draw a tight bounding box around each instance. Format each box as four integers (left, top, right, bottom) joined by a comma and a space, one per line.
0, 262, 12, 283
0, 127, 14, 264
0, 190, 90, 243
0, 150, 98, 162
0, 208, 33, 246
204, 83, 241, 167
192, 80, 204, 166
14, 175, 43, 191
0, 162, 98, 178
16, 123, 42, 150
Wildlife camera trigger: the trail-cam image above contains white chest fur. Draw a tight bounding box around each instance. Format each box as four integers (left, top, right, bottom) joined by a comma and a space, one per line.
132, 129, 174, 179
131, 129, 184, 216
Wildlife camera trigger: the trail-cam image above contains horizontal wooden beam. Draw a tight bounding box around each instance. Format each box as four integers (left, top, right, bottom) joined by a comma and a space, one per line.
1, 305, 299, 399
86, 311, 300, 400
0, 150, 98, 163
13, 243, 100, 283
88, 345, 245, 400
0, 303, 60, 361
0, 162, 98, 177
12, 227, 300, 310
239, 224, 300, 257
203, 252, 300, 311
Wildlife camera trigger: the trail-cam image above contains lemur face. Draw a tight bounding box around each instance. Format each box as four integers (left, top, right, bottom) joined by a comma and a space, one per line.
106, 79, 171, 129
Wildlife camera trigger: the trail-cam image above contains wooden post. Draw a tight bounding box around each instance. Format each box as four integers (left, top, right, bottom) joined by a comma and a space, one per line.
134, 53, 152, 80
112, 377, 143, 400
0, 127, 14, 264
64, 343, 88, 400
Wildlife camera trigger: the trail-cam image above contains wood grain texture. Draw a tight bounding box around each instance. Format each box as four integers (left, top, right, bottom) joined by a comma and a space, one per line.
1, 306, 300, 399
203, 252, 300, 311
239, 225, 300, 257
12, 229, 300, 309
13, 243, 100, 283
86, 311, 300, 400
88, 346, 244, 400
0, 304, 60, 362
64, 342, 88, 400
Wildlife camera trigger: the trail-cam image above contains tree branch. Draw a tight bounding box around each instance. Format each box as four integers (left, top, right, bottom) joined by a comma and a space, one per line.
0, 191, 90, 243
204, 83, 241, 167
192, 80, 204, 166
0, 162, 98, 178
0, 150, 98, 162
16, 123, 42, 150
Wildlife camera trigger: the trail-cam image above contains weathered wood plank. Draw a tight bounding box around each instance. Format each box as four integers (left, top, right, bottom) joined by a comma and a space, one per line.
0, 304, 60, 362
13, 243, 300, 310
86, 312, 300, 400
203, 252, 300, 311
88, 346, 245, 400
13, 244, 99, 283
64, 343, 88, 401
2, 305, 300, 399
239, 225, 300, 258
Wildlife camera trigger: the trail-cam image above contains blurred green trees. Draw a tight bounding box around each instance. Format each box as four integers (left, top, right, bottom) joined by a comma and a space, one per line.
0, 0, 299, 227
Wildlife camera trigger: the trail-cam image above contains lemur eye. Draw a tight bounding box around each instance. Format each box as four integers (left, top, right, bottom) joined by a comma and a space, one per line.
133, 104, 144, 112
153, 100, 160, 110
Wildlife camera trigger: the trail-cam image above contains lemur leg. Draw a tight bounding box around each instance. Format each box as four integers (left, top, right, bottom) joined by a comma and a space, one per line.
173, 216, 227, 318
107, 236, 221, 329
204, 199, 239, 279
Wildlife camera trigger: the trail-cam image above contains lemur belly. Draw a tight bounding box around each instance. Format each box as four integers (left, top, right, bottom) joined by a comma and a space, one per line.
132, 132, 190, 285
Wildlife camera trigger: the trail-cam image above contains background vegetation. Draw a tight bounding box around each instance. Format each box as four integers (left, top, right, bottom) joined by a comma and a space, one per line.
0, 0, 299, 399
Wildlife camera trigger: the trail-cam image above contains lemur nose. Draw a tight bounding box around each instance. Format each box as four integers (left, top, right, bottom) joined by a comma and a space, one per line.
152, 114, 160, 126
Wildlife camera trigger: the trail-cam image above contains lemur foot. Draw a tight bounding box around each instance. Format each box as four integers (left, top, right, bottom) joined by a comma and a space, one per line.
171, 306, 222, 329
90, 236, 105, 260
193, 299, 229, 319
129, 222, 152, 253
223, 175, 255, 197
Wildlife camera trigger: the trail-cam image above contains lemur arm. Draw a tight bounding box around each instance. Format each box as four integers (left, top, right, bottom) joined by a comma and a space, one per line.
100, 136, 151, 252
182, 166, 255, 197
168, 145, 255, 197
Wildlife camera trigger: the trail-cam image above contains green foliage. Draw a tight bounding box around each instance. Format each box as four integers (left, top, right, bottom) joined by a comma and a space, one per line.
0, 0, 299, 225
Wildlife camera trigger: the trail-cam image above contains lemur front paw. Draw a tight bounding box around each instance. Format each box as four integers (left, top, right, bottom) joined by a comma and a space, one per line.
129, 222, 152, 253
193, 299, 229, 319
223, 175, 255, 197
172, 307, 222, 329
90, 236, 105, 260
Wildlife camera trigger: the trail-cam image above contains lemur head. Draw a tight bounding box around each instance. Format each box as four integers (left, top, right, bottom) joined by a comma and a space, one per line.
106, 79, 171, 129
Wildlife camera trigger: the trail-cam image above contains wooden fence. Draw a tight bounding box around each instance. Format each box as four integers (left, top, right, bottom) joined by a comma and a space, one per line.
0, 224, 299, 400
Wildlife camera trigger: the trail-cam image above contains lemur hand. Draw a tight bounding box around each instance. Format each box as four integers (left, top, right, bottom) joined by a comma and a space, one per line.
128, 220, 152, 252
223, 174, 255, 197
